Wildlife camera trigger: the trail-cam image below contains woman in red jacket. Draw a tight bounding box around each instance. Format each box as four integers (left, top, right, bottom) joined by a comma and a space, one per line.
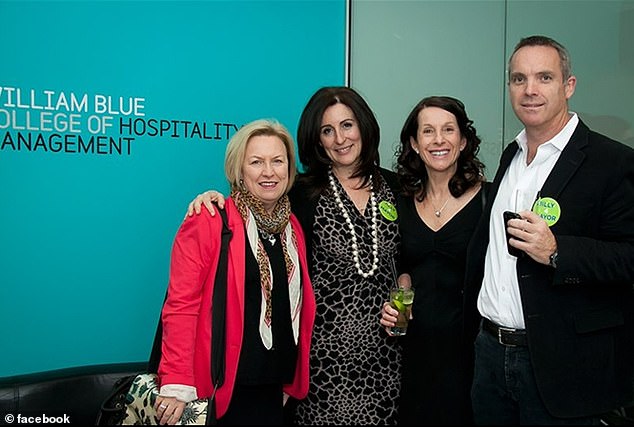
155, 119, 316, 425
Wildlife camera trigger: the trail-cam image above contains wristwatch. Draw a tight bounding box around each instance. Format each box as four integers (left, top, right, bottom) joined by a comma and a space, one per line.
549, 250, 559, 268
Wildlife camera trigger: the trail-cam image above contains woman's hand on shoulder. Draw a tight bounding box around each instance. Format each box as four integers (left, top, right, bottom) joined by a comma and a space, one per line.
184, 190, 227, 220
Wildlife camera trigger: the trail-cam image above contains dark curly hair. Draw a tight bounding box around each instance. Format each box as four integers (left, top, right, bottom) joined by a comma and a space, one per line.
296, 86, 382, 199
395, 96, 485, 202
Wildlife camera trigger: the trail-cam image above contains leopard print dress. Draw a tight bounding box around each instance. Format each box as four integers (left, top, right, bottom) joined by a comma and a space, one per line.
294, 174, 401, 425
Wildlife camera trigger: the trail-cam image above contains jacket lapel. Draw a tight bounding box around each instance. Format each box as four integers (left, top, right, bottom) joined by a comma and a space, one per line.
539, 120, 588, 198
468, 141, 519, 262
487, 141, 519, 210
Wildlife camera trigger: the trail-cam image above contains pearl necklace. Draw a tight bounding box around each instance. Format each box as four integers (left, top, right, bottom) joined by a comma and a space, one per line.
328, 171, 379, 278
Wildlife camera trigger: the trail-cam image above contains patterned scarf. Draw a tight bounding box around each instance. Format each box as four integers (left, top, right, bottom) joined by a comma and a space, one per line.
232, 189, 301, 349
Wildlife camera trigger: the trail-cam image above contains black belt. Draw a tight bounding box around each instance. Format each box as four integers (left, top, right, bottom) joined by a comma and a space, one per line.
483, 318, 528, 347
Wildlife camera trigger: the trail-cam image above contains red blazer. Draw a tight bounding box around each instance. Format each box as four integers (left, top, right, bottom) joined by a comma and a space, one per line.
158, 198, 316, 418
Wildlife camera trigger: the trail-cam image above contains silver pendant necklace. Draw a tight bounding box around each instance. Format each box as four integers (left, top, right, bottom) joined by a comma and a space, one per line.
328, 171, 379, 278
431, 197, 450, 217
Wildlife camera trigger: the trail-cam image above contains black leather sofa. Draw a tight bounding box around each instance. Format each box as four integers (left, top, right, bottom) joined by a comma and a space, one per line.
0, 362, 147, 425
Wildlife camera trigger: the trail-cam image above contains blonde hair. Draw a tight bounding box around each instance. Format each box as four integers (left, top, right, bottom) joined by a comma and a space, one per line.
225, 119, 297, 193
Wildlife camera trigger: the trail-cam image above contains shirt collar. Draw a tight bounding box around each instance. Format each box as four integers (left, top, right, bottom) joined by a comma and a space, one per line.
514, 112, 579, 153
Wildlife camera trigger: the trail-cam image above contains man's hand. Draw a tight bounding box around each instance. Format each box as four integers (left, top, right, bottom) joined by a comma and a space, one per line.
507, 210, 557, 265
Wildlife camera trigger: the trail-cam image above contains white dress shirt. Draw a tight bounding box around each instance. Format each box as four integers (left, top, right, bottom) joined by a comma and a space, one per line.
477, 113, 579, 329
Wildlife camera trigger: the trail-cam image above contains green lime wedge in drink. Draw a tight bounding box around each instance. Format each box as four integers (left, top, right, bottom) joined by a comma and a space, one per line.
393, 299, 406, 312
402, 291, 414, 305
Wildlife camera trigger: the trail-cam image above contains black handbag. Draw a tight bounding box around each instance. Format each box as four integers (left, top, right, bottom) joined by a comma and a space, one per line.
95, 374, 137, 425
96, 207, 232, 425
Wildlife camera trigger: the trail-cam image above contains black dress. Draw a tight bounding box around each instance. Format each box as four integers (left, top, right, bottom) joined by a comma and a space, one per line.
397, 189, 484, 425
219, 232, 296, 426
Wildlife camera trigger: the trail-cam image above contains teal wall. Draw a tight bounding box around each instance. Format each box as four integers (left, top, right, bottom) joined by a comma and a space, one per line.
2, 0, 632, 377
503, 1, 634, 148
0, 0, 346, 377
351, 0, 634, 178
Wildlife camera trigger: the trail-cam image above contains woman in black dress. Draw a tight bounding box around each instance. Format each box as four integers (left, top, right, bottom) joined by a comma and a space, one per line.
381, 96, 487, 425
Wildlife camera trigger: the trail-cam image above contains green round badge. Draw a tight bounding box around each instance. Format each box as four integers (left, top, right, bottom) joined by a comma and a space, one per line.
379, 200, 398, 221
532, 197, 560, 227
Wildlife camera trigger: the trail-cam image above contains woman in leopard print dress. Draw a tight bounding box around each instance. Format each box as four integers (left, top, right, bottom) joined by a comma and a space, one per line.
187, 87, 402, 424
289, 87, 401, 425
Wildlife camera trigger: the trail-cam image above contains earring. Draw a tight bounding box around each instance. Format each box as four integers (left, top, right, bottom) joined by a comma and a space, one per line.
413, 148, 419, 154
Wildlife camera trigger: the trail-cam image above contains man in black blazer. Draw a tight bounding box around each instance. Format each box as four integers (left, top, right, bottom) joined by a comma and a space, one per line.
464, 35, 634, 424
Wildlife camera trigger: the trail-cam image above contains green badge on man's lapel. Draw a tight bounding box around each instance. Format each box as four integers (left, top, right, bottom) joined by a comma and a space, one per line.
379, 200, 398, 221
532, 197, 561, 226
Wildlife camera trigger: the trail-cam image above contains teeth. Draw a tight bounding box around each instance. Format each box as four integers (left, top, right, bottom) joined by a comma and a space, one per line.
431, 150, 449, 156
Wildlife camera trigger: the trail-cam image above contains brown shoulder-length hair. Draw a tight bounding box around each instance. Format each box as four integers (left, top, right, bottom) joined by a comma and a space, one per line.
296, 86, 381, 198
395, 96, 485, 201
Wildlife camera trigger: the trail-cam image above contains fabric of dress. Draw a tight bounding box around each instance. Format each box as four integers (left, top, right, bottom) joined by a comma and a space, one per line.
397, 189, 484, 425
293, 173, 402, 425
219, 233, 294, 425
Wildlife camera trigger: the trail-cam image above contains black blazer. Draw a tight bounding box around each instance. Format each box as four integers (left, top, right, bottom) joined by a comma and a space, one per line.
464, 120, 634, 418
